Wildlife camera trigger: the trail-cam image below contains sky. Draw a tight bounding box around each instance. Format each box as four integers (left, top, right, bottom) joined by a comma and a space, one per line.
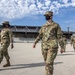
0, 0, 75, 31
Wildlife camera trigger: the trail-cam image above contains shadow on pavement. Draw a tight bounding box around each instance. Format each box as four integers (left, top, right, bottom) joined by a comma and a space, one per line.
54, 62, 63, 65
0, 62, 63, 71
58, 53, 75, 56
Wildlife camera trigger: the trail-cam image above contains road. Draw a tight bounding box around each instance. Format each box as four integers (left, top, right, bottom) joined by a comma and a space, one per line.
0, 43, 75, 75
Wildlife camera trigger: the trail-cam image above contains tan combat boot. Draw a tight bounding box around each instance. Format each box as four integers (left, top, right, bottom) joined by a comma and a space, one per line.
3, 60, 10, 67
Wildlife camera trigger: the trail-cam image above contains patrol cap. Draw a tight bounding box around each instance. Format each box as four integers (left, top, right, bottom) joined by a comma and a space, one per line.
44, 11, 53, 16
2, 21, 10, 27
2, 21, 10, 25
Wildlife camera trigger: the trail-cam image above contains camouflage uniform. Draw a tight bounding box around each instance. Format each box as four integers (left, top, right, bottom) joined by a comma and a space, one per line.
71, 34, 75, 51
34, 11, 62, 75
0, 21, 13, 67
59, 35, 67, 52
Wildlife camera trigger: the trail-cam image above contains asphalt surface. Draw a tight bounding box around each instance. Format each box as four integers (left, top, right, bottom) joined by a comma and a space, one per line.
0, 43, 75, 75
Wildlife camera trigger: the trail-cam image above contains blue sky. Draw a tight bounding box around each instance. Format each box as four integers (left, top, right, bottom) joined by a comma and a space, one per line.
0, 0, 75, 31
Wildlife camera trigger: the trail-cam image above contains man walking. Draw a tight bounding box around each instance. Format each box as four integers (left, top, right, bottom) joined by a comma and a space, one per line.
59, 35, 67, 53
33, 11, 63, 75
0, 21, 14, 67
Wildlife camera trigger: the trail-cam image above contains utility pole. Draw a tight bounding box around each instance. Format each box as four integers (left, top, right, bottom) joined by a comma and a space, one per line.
68, 27, 70, 39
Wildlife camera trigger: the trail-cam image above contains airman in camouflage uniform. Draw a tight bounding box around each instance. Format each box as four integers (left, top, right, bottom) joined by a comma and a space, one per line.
0, 21, 14, 67
71, 34, 75, 52
59, 35, 67, 52
33, 11, 63, 75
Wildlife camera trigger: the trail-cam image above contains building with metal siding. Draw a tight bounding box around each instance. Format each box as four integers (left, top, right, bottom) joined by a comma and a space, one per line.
0, 25, 74, 39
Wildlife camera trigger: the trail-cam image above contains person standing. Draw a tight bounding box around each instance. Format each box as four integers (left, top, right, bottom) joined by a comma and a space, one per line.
59, 35, 67, 52
0, 21, 14, 67
33, 11, 63, 75
71, 34, 75, 52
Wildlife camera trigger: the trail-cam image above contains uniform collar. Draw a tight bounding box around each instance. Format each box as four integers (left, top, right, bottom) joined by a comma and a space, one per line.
46, 21, 54, 26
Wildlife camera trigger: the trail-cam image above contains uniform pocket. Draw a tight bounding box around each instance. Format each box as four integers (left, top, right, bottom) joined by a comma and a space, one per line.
50, 40, 58, 49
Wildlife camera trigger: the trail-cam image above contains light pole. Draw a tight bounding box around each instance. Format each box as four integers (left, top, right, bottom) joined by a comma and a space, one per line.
67, 27, 70, 39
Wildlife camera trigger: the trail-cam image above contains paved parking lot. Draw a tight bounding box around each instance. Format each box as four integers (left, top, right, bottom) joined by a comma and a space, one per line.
0, 43, 75, 75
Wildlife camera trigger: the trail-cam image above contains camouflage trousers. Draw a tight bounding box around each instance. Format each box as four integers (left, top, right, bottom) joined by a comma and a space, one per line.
42, 48, 58, 75
0, 42, 10, 63
73, 43, 75, 51
64, 44, 66, 51
60, 44, 66, 52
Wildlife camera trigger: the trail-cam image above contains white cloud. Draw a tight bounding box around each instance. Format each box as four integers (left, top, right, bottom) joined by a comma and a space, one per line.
44, 0, 51, 7
0, 0, 75, 19
71, 0, 75, 3
37, 2, 44, 9
71, 2, 75, 6
62, 0, 69, 4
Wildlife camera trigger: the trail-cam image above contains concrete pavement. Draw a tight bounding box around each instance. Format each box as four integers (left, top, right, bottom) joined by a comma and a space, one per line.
0, 43, 75, 75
